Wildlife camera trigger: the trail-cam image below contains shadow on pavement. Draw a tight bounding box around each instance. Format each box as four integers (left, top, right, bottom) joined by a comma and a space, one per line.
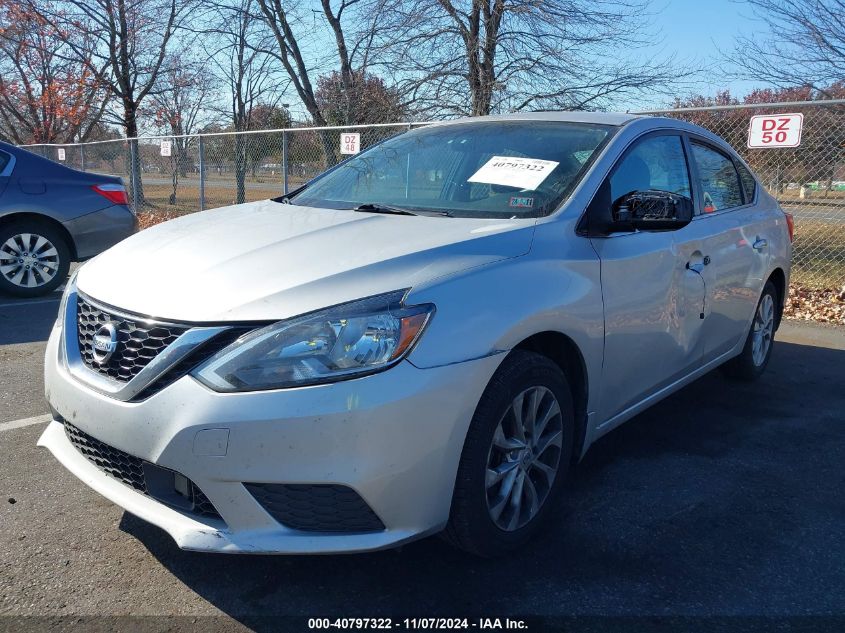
118, 340, 845, 622
0, 296, 61, 345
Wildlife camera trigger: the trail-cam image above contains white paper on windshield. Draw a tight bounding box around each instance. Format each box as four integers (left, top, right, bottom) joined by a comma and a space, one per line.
468, 156, 559, 190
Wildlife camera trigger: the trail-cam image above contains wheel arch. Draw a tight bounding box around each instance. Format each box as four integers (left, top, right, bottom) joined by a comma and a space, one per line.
0, 211, 77, 260
512, 330, 589, 463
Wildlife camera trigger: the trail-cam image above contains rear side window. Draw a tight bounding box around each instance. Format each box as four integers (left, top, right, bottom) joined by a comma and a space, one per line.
609, 135, 691, 202
690, 142, 743, 213
0, 151, 9, 174
736, 161, 757, 203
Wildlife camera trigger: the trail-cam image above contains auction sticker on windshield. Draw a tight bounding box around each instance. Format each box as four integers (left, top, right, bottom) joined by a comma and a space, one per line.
468, 156, 559, 190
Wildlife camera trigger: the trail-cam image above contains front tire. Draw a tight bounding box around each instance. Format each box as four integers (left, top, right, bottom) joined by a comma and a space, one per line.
444, 350, 575, 557
721, 280, 778, 381
0, 220, 70, 297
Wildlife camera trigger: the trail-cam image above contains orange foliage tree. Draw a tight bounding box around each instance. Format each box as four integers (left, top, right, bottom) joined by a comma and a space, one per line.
0, 0, 108, 144
670, 84, 845, 193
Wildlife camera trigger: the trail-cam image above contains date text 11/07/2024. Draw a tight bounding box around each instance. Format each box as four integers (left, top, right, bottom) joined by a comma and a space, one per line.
307, 618, 529, 630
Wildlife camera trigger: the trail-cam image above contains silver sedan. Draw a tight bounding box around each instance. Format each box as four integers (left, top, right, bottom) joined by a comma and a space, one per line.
39, 112, 791, 556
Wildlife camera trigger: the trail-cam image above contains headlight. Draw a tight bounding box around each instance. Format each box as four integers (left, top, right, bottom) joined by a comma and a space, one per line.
192, 290, 434, 392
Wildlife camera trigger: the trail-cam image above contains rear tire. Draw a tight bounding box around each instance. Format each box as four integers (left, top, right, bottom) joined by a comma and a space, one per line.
721, 281, 778, 381
0, 220, 70, 297
444, 350, 575, 557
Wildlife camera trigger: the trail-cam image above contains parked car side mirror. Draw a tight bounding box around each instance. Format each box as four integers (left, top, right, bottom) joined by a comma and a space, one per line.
610, 190, 694, 232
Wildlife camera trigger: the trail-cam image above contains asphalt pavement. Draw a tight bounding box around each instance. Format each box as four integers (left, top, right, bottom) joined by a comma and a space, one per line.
1, 288, 844, 630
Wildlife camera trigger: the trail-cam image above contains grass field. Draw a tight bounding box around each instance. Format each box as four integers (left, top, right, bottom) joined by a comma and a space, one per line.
791, 217, 845, 289
136, 181, 301, 228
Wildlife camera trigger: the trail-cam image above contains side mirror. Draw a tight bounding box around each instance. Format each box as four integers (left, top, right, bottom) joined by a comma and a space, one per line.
611, 190, 694, 232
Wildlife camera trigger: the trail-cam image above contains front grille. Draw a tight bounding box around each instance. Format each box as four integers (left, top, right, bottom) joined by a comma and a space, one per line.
131, 327, 252, 401
63, 420, 221, 520
77, 295, 189, 382
244, 483, 385, 533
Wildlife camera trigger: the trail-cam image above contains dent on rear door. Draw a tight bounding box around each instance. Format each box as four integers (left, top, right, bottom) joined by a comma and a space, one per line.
686, 211, 758, 362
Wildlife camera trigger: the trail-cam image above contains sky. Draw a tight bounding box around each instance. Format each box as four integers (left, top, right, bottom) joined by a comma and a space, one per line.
637, 0, 771, 106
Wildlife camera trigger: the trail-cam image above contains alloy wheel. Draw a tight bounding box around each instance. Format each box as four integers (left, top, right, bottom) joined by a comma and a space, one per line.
0, 233, 61, 289
485, 386, 563, 532
751, 293, 775, 366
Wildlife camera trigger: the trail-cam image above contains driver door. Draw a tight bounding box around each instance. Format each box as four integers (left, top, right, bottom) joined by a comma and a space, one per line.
588, 133, 707, 424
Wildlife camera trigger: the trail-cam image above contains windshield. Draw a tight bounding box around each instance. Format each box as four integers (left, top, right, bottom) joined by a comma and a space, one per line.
288, 121, 615, 219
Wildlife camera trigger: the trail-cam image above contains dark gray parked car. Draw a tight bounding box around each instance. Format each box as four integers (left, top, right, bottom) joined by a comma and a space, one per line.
0, 141, 136, 297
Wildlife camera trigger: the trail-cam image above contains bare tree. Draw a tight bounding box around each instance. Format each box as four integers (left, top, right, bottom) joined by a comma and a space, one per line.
145, 55, 214, 202
253, 0, 327, 127
37, 0, 196, 204
148, 56, 214, 143
202, 0, 283, 203
253, 0, 384, 163
730, 0, 845, 97
372, 0, 693, 116
0, 0, 109, 143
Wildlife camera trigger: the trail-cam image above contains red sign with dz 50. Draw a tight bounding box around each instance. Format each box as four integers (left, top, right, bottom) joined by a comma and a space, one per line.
747, 113, 804, 148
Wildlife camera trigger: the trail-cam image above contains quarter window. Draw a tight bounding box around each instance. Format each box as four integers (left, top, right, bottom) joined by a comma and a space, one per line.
690, 143, 743, 213
0, 151, 9, 174
736, 161, 757, 204
609, 135, 691, 203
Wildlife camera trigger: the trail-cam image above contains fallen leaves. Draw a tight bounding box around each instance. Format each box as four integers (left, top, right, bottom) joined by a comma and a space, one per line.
136, 208, 187, 230
784, 284, 845, 325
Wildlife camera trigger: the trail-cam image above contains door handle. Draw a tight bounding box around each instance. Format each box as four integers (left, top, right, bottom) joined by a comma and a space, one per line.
686, 255, 710, 271
753, 238, 768, 252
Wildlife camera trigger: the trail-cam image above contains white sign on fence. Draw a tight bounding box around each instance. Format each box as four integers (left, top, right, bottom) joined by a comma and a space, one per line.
748, 113, 804, 148
57, 148, 65, 161
160, 140, 172, 157
340, 133, 360, 154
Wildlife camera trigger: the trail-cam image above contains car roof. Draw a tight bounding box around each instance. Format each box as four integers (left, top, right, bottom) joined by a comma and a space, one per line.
430, 111, 645, 127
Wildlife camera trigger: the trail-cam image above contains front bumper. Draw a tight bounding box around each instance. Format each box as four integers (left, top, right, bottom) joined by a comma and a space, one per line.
40, 323, 503, 553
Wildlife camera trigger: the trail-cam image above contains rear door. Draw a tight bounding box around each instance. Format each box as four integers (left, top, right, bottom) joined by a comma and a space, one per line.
589, 132, 707, 422
684, 138, 768, 362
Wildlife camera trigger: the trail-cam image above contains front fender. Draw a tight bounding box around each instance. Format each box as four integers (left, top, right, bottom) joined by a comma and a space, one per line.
406, 219, 604, 415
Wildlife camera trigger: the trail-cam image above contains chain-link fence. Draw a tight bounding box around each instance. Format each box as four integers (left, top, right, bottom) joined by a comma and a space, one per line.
21, 102, 845, 289
23, 121, 425, 219
635, 100, 845, 289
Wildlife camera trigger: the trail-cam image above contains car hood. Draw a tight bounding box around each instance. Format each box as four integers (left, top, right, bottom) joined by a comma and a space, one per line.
76, 200, 535, 322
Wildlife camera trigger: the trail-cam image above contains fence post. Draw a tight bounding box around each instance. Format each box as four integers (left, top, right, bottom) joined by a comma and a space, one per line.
129, 141, 140, 212
198, 135, 205, 212
80, 145, 86, 172
282, 130, 289, 195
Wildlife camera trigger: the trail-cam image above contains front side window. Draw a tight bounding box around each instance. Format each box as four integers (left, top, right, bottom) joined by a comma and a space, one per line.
690, 142, 743, 213
289, 121, 614, 219
0, 151, 10, 174
608, 135, 691, 203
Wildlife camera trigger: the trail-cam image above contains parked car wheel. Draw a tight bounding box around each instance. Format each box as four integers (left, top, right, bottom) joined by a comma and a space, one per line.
444, 350, 575, 557
721, 280, 778, 381
0, 220, 70, 297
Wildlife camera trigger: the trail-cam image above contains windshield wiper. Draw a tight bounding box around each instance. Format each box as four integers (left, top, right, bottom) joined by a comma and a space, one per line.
353, 203, 451, 217
354, 203, 418, 216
